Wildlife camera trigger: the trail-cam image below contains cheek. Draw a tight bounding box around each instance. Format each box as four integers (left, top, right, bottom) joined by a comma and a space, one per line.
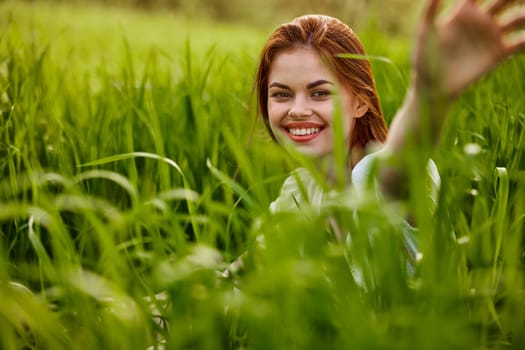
334, 113, 356, 144
340, 94, 359, 139
267, 103, 282, 136
345, 115, 356, 139
345, 117, 357, 145
267, 102, 283, 126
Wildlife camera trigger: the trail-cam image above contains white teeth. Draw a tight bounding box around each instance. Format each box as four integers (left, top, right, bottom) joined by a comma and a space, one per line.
288, 127, 321, 136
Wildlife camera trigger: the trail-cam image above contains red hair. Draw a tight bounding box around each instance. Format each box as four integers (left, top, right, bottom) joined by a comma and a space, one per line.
256, 15, 388, 150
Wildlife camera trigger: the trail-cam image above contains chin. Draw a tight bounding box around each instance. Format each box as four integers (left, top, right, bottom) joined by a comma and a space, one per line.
295, 146, 331, 158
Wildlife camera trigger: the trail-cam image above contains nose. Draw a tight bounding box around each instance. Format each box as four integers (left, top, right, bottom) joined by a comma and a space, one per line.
288, 95, 313, 118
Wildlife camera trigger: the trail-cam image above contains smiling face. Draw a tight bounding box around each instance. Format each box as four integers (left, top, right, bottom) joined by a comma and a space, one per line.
267, 47, 368, 158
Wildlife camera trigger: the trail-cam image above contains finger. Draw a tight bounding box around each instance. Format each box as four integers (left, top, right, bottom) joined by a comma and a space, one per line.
424, 0, 441, 23
504, 38, 525, 56
487, 0, 510, 15
416, 0, 441, 43
426, 0, 441, 20
501, 14, 525, 32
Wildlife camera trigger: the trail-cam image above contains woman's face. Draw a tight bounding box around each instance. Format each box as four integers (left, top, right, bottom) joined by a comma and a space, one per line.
267, 47, 367, 158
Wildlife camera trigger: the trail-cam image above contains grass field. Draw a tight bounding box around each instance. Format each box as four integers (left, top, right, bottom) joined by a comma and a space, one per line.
1, 1, 525, 349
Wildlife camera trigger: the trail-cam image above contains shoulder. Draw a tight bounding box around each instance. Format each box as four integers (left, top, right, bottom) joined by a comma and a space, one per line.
352, 151, 441, 204
352, 152, 382, 195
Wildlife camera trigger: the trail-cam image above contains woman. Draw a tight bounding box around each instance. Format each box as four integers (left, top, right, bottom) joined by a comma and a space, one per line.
256, 0, 524, 212
248, 0, 525, 278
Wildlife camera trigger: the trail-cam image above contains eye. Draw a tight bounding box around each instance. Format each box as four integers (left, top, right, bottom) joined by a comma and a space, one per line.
312, 90, 331, 98
270, 91, 291, 99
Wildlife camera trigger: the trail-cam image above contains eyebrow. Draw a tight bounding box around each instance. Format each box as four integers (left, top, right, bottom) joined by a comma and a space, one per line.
268, 80, 334, 89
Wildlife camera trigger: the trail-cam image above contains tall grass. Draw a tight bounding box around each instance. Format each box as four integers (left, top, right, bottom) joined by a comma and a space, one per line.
1, 1, 524, 349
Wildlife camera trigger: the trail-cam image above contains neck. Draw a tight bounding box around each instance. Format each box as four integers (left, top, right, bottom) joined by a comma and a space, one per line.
312, 146, 364, 187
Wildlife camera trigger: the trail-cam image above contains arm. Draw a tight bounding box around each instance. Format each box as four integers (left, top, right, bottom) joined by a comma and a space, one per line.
380, 0, 525, 197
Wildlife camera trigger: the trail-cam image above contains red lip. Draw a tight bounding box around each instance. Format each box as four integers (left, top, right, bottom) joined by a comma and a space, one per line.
281, 122, 325, 143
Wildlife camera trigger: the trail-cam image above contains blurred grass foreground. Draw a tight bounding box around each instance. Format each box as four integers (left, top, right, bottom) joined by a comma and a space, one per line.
1, 0, 525, 349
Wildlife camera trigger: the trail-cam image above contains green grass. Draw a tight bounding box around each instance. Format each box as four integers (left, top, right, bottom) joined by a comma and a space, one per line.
1, 1, 525, 349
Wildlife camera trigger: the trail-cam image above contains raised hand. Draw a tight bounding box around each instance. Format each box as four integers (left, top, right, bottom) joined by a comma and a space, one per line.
413, 0, 525, 99
382, 0, 524, 193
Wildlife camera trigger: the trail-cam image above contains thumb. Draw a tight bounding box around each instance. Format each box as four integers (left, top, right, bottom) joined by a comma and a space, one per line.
413, 0, 441, 64
412, 0, 444, 88
423, 0, 441, 24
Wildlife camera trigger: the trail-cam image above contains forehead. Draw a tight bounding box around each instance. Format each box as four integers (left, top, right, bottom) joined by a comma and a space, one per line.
268, 47, 336, 84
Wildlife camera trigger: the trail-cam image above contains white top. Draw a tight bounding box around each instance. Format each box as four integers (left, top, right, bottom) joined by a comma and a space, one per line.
268, 152, 440, 287
270, 152, 440, 212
